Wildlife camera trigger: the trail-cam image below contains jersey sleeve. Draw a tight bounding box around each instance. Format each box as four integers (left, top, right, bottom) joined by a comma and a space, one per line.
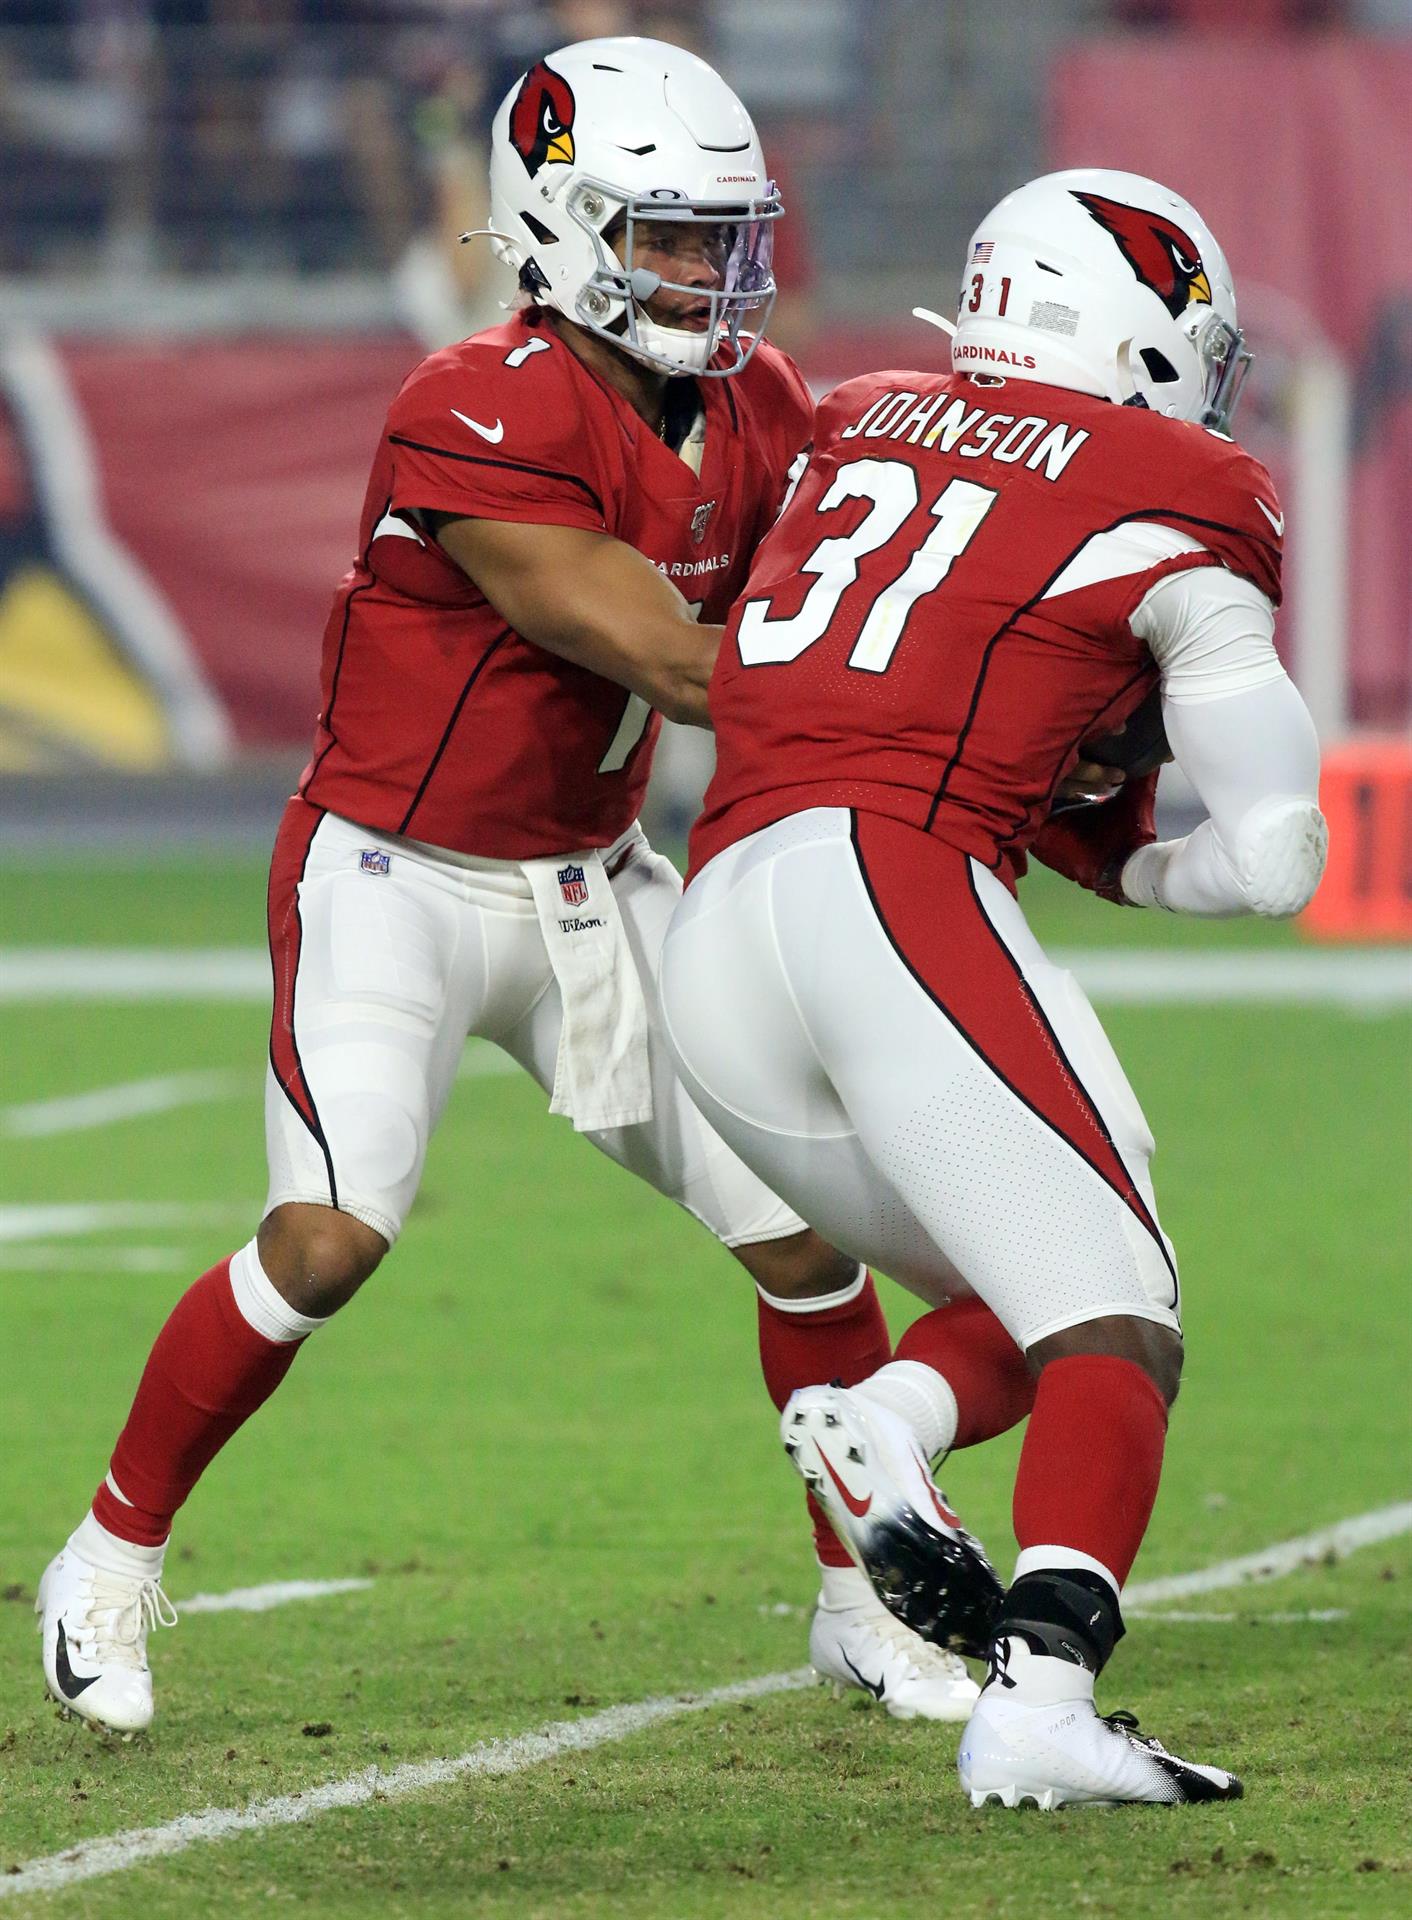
384, 351, 610, 534
1164, 434, 1283, 606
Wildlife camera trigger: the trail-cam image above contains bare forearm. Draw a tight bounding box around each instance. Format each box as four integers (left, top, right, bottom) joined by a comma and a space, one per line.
430, 512, 720, 723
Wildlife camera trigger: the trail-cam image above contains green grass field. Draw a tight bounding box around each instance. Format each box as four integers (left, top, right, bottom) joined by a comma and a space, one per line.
1, 855, 1409, 1917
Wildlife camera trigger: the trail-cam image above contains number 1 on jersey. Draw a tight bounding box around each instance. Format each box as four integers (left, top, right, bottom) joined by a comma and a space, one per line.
848, 478, 998, 673
597, 600, 705, 774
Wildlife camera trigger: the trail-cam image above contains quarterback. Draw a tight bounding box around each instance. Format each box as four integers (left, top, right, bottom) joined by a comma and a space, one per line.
659, 169, 1327, 1806
36, 39, 991, 1734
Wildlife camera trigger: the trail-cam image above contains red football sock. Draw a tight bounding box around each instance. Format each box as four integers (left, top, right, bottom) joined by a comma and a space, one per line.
91, 1257, 307, 1547
757, 1272, 893, 1569
1012, 1354, 1168, 1588
894, 1297, 1036, 1448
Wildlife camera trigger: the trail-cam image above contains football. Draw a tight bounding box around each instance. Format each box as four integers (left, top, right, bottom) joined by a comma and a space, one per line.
1081, 683, 1170, 777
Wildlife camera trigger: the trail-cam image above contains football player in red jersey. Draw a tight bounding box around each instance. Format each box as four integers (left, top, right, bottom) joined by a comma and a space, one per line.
36, 38, 996, 1736
658, 169, 1328, 1806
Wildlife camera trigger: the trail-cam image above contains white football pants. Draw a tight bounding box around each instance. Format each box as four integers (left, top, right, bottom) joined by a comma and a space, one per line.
263, 799, 804, 1249
658, 808, 1180, 1349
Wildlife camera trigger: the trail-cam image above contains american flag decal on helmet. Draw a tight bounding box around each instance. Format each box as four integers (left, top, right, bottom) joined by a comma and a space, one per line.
972, 240, 995, 263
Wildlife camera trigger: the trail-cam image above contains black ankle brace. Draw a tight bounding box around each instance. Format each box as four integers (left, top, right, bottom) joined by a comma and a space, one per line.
994, 1569, 1125, 1675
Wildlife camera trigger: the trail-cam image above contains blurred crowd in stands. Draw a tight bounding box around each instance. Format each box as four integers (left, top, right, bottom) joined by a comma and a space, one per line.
0, 0, 1406, 342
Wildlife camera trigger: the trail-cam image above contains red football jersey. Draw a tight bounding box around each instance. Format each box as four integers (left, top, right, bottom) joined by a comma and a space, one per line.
300, 309, 813, 858
691, 372, 1281, 880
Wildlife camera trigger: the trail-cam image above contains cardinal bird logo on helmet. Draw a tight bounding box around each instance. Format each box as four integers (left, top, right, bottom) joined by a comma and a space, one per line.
509, 62, 576, 176
1073, 191, 1212, 318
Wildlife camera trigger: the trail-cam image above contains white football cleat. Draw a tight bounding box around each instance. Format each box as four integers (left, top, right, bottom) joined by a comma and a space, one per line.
36, 1546, 176, 1738
958, 1640, 1243, 1808
781, 1384, 1002, 1655
811, 1593, 979, 1722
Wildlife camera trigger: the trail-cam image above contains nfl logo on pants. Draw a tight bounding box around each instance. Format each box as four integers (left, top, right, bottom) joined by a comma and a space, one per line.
557, 863, 589, 907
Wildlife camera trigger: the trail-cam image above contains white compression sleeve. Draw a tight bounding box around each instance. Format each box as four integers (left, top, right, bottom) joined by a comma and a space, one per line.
1129, 562, 1288, 703
1121, 568, 1327, 918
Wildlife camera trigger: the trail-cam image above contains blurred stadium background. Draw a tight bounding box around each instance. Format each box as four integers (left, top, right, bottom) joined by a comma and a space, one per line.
0, 0, 1408, 934
0, 15, 1409, 1905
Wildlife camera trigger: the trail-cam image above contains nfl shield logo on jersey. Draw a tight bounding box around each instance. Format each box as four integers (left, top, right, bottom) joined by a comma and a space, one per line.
691, 500, 717, 545
557, 863, 590, 907
360, 849, 391, 875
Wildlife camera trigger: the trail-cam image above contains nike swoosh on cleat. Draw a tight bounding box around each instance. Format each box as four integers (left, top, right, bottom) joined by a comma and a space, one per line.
911, 1452, 961, 1529
450, 408, 505, 443
1255, 498, 1284, 537
814, 1444, 872, 1517
54, 1619, 101, 1699
840, 1650, 886, 1701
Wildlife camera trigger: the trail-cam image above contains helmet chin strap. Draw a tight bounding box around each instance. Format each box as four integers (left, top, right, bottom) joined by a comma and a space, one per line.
1114, 339, 1144, 407
624, 268, 718, 374
458, 226, 520, 250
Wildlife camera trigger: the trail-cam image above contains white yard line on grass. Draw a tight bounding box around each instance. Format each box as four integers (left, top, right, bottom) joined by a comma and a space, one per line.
1125, 1608, 1349, 1624
182, 1579, 374, 1616
0, 1246, 194, 1273
1, 1072, 243, 1138
2, 947, 1408, 1008
0, 1203, 249, 1245
0, 1670, 814, 1901
0, 951, 270, 1001
1123, 1502, 1412, 1605
1053, 948, 1411, 1009
0, 1049, 513, 1142
456, 1048, 524, 1079
5, 1501, 1409, 1901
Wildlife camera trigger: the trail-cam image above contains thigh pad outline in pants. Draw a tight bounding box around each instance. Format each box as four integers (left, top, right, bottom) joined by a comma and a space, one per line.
657, 815, 969, 1304
663, 809, 1180, 1344
501, 834, 807, 1250
265, 809, 481, 1245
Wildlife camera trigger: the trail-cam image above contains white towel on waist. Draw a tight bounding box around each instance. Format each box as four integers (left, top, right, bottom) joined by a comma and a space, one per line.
522, 848, 654, 1132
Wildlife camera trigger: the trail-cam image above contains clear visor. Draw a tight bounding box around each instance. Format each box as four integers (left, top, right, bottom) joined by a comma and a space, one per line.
1193, 309, 1253, 433
568, 177, 781, 376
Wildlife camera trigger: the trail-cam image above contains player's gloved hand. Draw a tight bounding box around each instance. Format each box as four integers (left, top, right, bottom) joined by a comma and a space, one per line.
1030, 766, 1160, 905
1049, 685, 1170, 815
1052, 758, 1126, 810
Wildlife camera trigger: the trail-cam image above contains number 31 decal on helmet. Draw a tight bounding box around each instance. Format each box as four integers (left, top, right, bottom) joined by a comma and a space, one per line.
943, 169, 1253, 435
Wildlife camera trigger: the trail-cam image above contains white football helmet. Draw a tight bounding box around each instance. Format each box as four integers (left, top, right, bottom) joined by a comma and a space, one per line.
948, 169, 1251, 432
485, 37, 780, 378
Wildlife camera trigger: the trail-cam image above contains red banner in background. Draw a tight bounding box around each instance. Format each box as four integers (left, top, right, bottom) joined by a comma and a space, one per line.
0, 239, 1401, 769
5, 328, 957, 764
65, 339, 419, 749
1050, 33, 1412, 727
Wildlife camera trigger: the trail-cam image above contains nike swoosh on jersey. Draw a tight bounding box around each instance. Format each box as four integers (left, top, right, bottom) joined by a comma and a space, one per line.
450, 408, 505, 443
1255, 499, 1285, 537
815, 1444, 873, 1518
54, 1619, 101, 1699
